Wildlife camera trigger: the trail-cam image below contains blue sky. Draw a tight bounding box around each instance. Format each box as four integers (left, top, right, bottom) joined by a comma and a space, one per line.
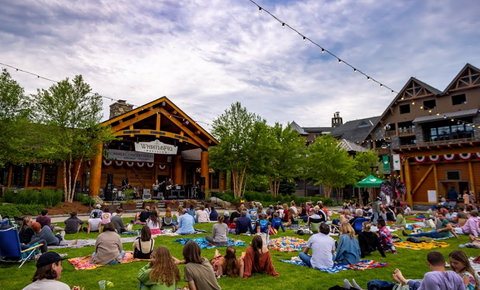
1, 0, 480, 130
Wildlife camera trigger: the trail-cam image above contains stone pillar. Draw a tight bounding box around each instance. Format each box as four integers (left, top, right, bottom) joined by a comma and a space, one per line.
201, 150, 209, 190
173, 155, 182, 185
89, 144, 103, 196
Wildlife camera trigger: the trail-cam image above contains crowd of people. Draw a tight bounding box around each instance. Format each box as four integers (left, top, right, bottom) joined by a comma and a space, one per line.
14, 192, 480, 290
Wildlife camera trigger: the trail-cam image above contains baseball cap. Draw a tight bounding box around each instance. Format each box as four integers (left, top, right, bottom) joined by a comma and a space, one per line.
36, 252, 66, 268
182, 208, 188, 214
224, 211, 229, 216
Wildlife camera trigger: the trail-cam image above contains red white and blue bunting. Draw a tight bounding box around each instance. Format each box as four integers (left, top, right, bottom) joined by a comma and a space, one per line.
412, 153, 480, 163
126, 161, 135, 167
159, 164, 166, 170
115, 161, 124, 167
443, 154, 455, 161
136, 162, 145, 168
147, 162, 155, 168
103, 160, 113, 166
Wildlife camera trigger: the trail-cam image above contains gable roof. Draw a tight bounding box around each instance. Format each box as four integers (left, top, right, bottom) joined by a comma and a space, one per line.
331, 116, 380, 143
103, 96, 218, 150
444, 63, 480, 93
337, 139, 368, 152
289, 121, 308, 136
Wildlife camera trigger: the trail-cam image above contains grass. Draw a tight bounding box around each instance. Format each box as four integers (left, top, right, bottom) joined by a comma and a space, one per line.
1, 213, 478, 290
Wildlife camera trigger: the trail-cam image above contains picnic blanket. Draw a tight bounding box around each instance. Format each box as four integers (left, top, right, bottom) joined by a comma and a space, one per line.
280, 257, 389, 274
268, 236, 307, 252
394, 241, 450, 250
407, 217, 425, 221
68, 251, 144, 270
174, 237, 245, 249
469, 257, 480, 273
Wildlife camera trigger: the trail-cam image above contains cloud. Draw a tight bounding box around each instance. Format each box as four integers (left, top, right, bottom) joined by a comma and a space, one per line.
1, 0, 479, 129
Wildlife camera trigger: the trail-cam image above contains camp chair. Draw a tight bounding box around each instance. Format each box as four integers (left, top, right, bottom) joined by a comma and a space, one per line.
310, 222, 321, 233
353, 218, 369, 235
0, 228, 43, 268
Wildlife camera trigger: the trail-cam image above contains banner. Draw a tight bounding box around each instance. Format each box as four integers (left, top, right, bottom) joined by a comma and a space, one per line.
382, 155, 390, 171
392, 154, 401, 171
134, 140, 178, 155
106, 149, 154, 162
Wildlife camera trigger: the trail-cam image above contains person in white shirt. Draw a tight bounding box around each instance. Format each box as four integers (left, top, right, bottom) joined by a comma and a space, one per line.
86, 212, 102, 234
23, 252, 83, 290
196, 205, 210, 223
299, 223, 336, 269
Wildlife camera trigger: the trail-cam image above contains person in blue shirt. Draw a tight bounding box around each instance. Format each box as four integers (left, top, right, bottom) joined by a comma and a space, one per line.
335, 221, 361, 265
176, 209, 195, 235
256, 214, 271, 234
447, 187, 459, 209
235, 210, 253, 235
271, 212, 285, 233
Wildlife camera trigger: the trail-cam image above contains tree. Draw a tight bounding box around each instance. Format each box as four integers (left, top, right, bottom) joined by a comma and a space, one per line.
354, 149, 381, 179
0, 68, 34, 166
209, 102, 269, 198
304, 135, 359, 198
34, 75, 115, 202
264, 123, 306, 197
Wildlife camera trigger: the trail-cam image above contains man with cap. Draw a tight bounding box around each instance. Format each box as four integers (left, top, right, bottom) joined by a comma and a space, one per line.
23, 252, 83, 290
89, 204, 103, 219
175, 208, 195, 235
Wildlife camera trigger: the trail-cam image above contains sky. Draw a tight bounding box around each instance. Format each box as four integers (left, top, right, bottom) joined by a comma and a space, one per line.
1, 0, 480, 131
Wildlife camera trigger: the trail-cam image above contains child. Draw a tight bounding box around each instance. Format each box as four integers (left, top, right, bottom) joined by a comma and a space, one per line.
377, 219, 397, 254
228, 217, 237, 234
271, 212, 285, 233
448, 250, 479, 289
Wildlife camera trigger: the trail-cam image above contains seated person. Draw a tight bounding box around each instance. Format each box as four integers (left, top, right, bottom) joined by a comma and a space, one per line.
162, 207, 176, 228
404, 212, 456, 239
85, 212, 102, 234
455, 211, 480, 237
209, 205, 218, 221
180, 241, 221, 289
392, 251, 464, 290
111, 209, 126, 233
243, 235, 279, 279
307, 208, 325, 233
271, 212, 285, 233
36, 209, 63, 232
146, 210, 162, 236
358, 221, 385, 258
31, 222, 64, 246
20, 217, 48, 255
235, 210, 254, 235
100, 208, 111, 225
133, 226, 155, 259
348, 209, 365, 227
90, 204, 103, 219
299, 223, 335, 269
134, 206, 151, 225
91, 223, 124, 265
377, 219, 397, 254
212, 246, 244, 278
137, 246, 180, 289
390, 207, 406, 230
196, 205, 210, 223
335, 221, 361, 265
176, 208, 195, 235
64, 211, 84, 234
206, 215, 228, 244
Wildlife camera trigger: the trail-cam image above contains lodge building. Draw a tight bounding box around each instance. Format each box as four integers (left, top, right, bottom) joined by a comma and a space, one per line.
0, 97, 227, 196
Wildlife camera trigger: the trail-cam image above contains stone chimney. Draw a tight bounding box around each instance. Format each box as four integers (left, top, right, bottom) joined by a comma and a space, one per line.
109, 100, 134, 119
331, 111, 343, 128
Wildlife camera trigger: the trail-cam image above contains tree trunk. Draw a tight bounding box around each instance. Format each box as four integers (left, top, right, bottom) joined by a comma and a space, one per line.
63, 160, 68, 202
324, 185, 332, 198
69, 157, 83, 203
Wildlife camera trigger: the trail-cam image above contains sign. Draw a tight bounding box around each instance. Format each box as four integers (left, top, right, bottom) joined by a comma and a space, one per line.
427, 190, 437, 204
382, 155, 390, 171
134, 139, 178, 155
383, 154, 401, 171
106, 149, 154, 162
393, 154, 401, 171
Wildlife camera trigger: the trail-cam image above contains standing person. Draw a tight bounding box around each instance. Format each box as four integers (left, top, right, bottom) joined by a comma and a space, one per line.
299, 223, 336, 269
362, 190, 369, 206
392, 251, 464, 290
166, 178, 174, 198
146, 210, 162, 236
122, 176, 130, 191
463, 190, 471, 206
448, 186, 459, 209
449, 250, 480, 290
335, 222, 361, 265
152, 179, 161, 199
137, 246, 180, 290
377, 219, 397, 254
64, 212, 84, 234
243, 235, 279, 279
371, 197, 381, 224
90, 223, 124, 265
133, 226, 155, 259
205, 215, 228, 244
22, 252, 83, 290
176, 209, 195, 235
111, 209, 126, 233
180, 241, 221, 290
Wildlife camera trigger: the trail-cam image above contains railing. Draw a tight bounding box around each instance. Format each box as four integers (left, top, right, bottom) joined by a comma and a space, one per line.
385, 130, 396, 137
398, 127, 415, 136
400, 137, 480, 149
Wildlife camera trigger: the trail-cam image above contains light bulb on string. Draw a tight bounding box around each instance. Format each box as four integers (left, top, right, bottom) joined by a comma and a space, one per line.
282, 23, 285, 29
367, 76, 370, 81
338, 59, 342, 64
303, 36, 306, 42
412, 102, 415, 105
380, 84, 383, 87
420, 106, 424, 109
354, 68, 357, 73
321, 48, 325, 53
259, 7, 262, 13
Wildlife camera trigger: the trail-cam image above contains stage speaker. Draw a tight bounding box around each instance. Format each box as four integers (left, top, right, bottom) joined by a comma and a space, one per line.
200, 177, 206, 186
107, 173, 114, 184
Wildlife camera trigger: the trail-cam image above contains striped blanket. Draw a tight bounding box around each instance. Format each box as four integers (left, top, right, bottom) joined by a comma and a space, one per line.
280, 257, 389, 274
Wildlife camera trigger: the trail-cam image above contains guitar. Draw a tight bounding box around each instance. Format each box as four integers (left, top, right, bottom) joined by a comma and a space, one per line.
166, 183, 178, 191
152, 181, 165, 191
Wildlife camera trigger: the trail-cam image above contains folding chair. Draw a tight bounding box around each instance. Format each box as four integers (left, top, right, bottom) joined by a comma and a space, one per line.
0, 228, 43, 268
353, 218, 369, 235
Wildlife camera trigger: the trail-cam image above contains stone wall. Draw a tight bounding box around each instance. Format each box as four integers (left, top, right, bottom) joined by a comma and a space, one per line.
109, 100, 134, 119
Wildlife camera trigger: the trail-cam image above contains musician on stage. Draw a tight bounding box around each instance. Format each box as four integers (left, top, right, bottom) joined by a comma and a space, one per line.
166, 178, 174, 198
122, 176, 131, 191
152, 179, 162, 200
195, 181, 204, 200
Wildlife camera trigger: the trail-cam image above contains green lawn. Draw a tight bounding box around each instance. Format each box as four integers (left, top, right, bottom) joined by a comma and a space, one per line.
1, 214, 477, 290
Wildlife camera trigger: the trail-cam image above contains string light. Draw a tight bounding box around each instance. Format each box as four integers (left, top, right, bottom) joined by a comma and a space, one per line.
353, 68, 357, 73
258, 7, 262, 13
248, 0, 398, 95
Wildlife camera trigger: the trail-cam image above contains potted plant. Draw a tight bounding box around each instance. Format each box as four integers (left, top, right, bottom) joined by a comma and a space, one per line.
142, 199, 158, 209
183, 199, 197, 209
121, 199, 137, 210
101, 202, 118, 213
165, 200, 179, 209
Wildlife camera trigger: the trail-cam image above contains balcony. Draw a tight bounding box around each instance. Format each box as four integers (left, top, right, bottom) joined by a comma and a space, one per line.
399, 136, 480, 150
398, 127, 415, 136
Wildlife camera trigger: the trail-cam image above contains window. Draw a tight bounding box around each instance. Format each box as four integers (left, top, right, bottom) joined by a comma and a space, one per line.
44, 165, 58, 186
423, 99, 436, 110
12, 165, 26, 187
209, 171, 219, 189
446, 171, 460, 180
452, 94, 467, 105
28, 164, 42, 186
399, 104, 410, 114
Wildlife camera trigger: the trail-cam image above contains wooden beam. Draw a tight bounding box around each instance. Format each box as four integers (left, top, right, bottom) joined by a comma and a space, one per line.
111, 109, 158, 131
412, 164, 433, 195
115, 129, 200, 147
469, 161, 475, 191
405, 158, 413, 207
433, 164, 438, 202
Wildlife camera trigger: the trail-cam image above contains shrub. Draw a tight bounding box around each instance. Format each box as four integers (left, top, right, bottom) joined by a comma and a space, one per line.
0, 204, 44, 217
4, 188, 63, 207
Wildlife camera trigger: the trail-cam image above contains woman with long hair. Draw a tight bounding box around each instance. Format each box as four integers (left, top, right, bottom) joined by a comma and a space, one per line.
390, 207, 406, 229
335, 221, 361, 265
205, 215, 228, 244
243, 235, 279, 279
19, 217, 34, 244
449, 250, 480, 290
146, 210, 161, 236
212, 246, 244, 278
133, 226, 155, 259
162, 207, 175, 228
137, 246, 180, 290
180, 241, 220, 290
358, 221, 385, 258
